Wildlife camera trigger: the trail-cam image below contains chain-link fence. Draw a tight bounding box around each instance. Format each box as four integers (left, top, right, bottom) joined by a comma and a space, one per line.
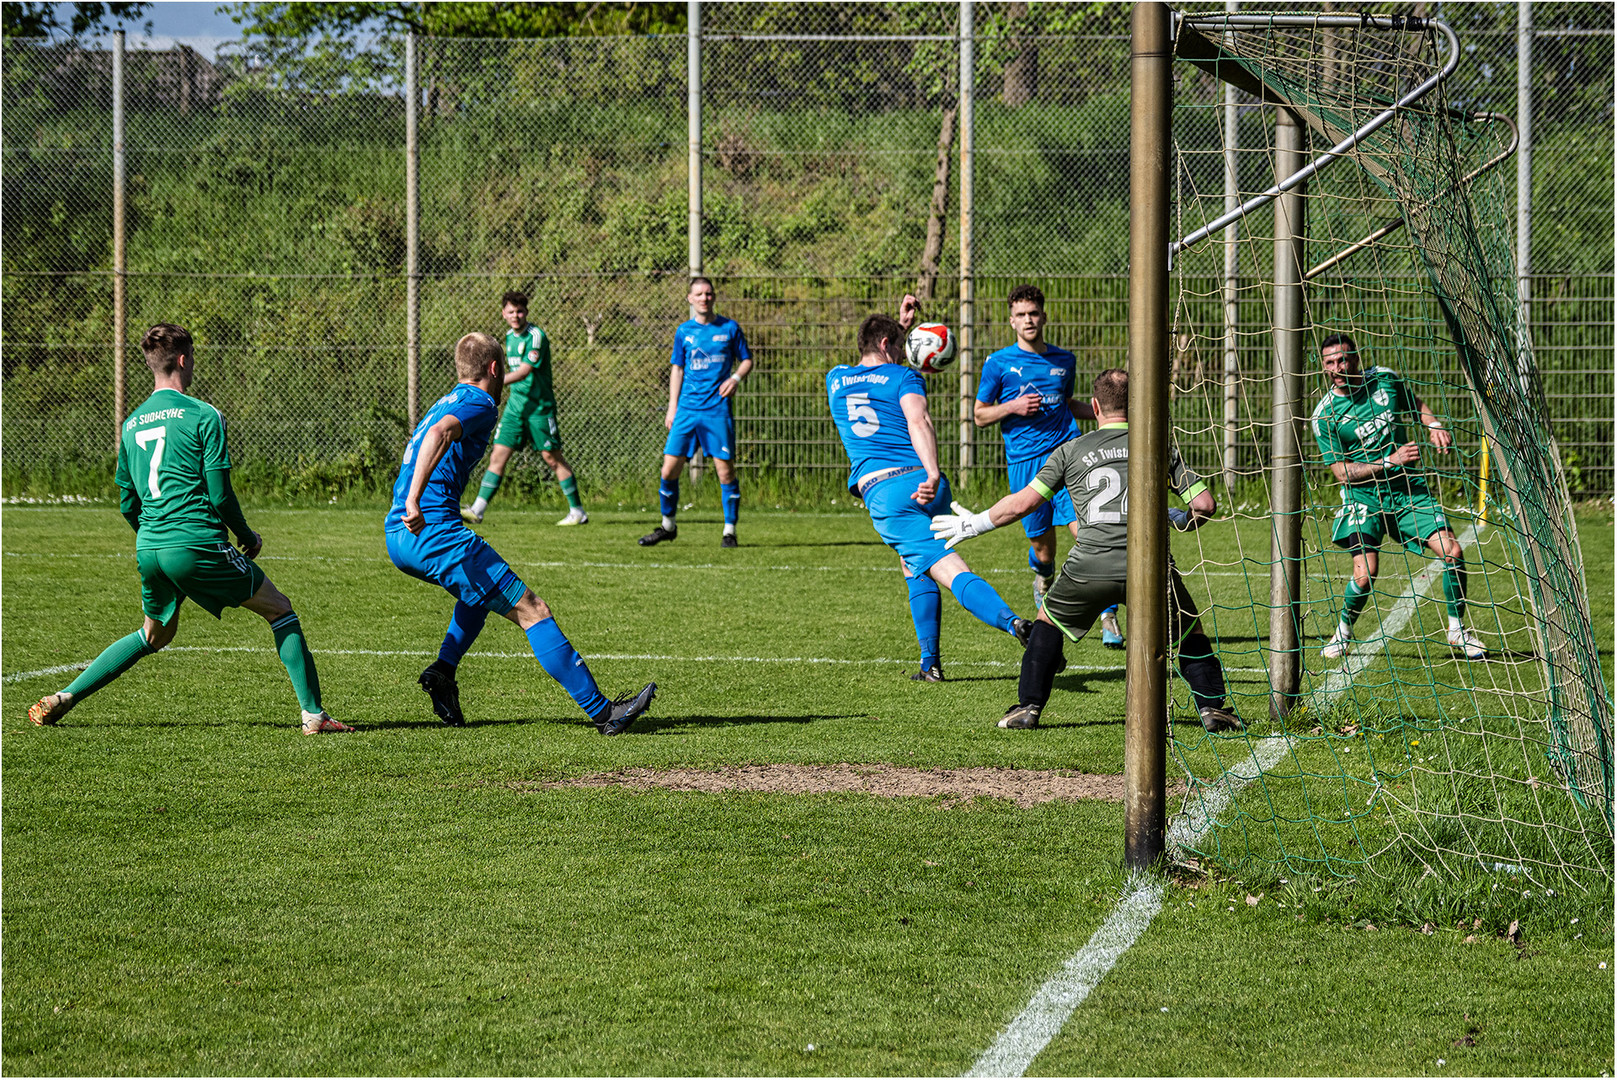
4, 2, 1611, 500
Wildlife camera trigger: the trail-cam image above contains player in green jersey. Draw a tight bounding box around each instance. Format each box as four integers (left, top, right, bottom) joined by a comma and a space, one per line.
1310, 333, 1486, 661
27, 324, 350, 734
461, 290, 588, 526
930, 369, 1242, 733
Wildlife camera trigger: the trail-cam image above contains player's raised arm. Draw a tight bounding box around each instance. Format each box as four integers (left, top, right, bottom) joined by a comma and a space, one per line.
897, 293, 920, 332
930, 483, 1051, 548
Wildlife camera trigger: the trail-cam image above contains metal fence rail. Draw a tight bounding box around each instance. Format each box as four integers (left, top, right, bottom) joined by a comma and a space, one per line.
3, 2, 1611, 499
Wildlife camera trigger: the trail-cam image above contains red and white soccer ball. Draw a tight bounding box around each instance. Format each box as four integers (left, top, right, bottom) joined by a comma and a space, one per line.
906, 322, 957, 374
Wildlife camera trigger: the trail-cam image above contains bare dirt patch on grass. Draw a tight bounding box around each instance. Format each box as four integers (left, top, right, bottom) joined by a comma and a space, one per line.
537, 764, 1135, 806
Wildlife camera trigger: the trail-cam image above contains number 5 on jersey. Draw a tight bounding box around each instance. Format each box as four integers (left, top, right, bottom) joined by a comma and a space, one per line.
846, 393, 879, 438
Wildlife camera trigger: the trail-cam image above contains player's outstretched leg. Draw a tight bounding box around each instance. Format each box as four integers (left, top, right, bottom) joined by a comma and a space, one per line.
508, 589, 656, 735
934, 559, 1021, 641
1432, 534, 1486, 659
906, 573, 943, 681
1323, 554, 1375, 660
30, 623, 165, 726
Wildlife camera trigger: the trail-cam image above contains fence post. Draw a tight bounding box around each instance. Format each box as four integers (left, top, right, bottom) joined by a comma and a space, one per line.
688, 0, 704, 483
112, 29, 126, 443
1125, 1, 1171, 872
957, 0, 974, 478
405, 33, 420, 431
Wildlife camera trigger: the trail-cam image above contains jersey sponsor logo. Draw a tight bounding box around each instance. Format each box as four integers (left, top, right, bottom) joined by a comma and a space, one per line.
1049, 366, 1065, 377
1354, 414, 1392, 442
711, 334, 729, 343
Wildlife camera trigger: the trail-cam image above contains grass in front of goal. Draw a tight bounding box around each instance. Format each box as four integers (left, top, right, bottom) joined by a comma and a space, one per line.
3, 505, 1611, 1075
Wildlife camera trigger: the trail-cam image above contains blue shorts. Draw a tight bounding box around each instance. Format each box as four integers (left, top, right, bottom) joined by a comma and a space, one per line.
664, 407, 735, 461
385, 524, 528, 614
1009, 454, 1075, 540
863, 470, 954, 578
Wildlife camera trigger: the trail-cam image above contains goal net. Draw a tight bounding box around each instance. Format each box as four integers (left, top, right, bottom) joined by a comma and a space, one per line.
1160, 10, 1612, 889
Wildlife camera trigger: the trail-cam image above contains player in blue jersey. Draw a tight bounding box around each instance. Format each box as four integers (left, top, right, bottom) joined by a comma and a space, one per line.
639, 277, 752, 549
974, 283, 1124, 648
827, 295, 1032, 682
386, 332, 656, 734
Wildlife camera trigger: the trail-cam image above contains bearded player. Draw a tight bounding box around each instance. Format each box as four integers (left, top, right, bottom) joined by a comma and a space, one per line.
1310, 333, 1487, 661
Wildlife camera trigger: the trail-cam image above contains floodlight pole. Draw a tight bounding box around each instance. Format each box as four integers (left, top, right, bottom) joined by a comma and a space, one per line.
1125, 1, 1172, 872
1268, 106, 1306, 718
112, 30, 126, 441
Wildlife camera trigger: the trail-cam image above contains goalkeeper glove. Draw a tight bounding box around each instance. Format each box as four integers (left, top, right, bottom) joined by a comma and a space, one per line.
929, 500, 997, 549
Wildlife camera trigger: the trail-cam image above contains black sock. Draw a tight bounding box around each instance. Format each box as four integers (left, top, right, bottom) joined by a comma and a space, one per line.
1177, 632, 1227, 711
1018, 621, 1066, 707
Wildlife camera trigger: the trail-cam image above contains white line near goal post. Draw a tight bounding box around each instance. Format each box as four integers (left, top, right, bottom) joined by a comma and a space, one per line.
964, 526, 1479, 1078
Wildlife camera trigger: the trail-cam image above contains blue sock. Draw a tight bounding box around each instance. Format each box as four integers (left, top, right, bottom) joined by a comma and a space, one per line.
950, 572, 1017, 634
438, 601, 489, 667
1103, 604, 1120, 619
721, 481, 740, 526
906, 575, 942, 669
1029, 552, 1055, 578
525, 617, 609, 721
659, 478, 679, 519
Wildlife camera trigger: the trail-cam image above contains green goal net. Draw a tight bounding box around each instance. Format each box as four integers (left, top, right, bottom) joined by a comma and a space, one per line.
1161, 10, 1612, 889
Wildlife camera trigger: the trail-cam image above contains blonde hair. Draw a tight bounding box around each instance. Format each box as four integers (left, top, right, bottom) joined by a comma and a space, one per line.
455, 332, 502, 380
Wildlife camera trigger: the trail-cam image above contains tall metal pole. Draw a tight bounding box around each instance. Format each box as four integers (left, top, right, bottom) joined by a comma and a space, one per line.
1125, 1, 1172, 872
1516, 1, 1532, 314
689, 0, 703, 294
112, 29, 126, 442
405, 34, 420, 430
957, 0, 975, 478
1268, 107, 1306, 719
1221, 1, 1240, 492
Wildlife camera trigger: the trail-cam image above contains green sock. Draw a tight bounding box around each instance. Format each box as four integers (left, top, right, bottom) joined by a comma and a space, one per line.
1340, 578, 1371, 629
477, 470, 503, 503
62, 629, 158, 703
1441, 556, 1467, 620
559, 475, 581, 510
271, 613, 322, 713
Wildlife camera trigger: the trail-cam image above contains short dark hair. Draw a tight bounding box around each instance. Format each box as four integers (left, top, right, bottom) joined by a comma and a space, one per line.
1320, 332, 1357, 355
1007, 284, 1045, 310
501, 291, 529, 309
140, 323, 193, 375
455, 332, 502, 379
858, 313, 905, 358
1093, 368, 1128, 414
689, 276, 713, 292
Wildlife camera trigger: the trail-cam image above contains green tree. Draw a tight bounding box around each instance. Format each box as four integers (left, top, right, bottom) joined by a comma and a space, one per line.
1, 2, 151, 39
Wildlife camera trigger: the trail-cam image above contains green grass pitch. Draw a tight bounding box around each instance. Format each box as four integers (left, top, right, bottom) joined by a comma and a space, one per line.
3, 502, 1612, 1075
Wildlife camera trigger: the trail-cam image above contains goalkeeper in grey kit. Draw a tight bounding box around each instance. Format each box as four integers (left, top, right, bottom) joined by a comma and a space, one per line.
931, 368, 1242, 732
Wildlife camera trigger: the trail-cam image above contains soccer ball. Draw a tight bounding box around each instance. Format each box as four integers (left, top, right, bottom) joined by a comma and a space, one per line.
906, 323, 957, 374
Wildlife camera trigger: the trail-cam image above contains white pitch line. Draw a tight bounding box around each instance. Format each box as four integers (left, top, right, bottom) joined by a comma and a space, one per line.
966, 527, 1478, 1077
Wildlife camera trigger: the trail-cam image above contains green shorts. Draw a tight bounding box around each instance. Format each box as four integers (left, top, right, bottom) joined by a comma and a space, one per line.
1042, 559, 1202, 645
492, 398, 561, 453
137, 542, 266, 623
1330, 483, 1449, 554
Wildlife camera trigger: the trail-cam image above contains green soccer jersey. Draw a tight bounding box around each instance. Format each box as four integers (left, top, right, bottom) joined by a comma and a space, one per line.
504, 323, 554, 410
115, 387, 233, 550
1310, 366, 1425, 488
1033, 423, 1207, 581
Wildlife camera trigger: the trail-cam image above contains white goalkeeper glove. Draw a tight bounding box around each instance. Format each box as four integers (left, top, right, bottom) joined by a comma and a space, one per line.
929, 500, 997, 549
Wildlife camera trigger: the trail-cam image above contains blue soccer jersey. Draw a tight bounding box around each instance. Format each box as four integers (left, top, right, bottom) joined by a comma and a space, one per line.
671, 316, 750, 413
827, 362, 929, 491
975, 343, 1080, 463
385, 383, 500, 530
